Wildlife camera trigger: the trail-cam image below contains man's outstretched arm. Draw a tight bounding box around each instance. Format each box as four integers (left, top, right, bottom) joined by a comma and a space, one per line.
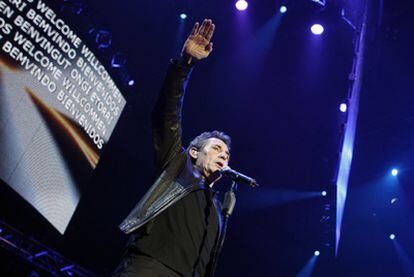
152, 19, 216, 169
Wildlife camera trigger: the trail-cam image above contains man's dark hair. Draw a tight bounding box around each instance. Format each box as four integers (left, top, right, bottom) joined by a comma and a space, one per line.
187, 130, 231, 151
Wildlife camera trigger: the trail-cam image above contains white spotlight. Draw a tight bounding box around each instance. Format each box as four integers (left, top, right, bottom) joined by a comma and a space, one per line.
280, 6, 287, 13
391, 169, 399, 176
389, 234, 396, 240
321, 191, 327, 196
311, 24, 324, 35
314, 250, 320, 256
235, 0, 248, 11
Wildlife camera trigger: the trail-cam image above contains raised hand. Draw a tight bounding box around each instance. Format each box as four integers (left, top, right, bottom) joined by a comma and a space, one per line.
181, 19, 215, 64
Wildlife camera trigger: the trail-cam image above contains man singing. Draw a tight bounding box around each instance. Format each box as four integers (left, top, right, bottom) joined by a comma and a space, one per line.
114, 19, 232, 277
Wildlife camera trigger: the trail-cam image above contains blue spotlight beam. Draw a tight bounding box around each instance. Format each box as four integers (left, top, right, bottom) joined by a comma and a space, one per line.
297, 254, 318, 277
335, 0, 369, 256
392, 239, 414, 276
231, 12, 284, 80
237, 188, 323, 212
172, 16, 187, 57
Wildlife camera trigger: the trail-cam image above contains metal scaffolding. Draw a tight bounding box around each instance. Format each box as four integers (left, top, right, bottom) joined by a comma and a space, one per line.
334, 0, 370, 256
0, 221, 95, 277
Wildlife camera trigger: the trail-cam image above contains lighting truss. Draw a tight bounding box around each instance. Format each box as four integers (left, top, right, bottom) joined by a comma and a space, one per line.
0, 221, 95, 276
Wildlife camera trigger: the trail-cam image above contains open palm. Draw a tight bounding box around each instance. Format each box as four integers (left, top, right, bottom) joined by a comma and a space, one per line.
182, 19, 215, 62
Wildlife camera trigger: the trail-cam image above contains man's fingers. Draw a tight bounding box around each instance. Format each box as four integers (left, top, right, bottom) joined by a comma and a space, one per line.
190, 22, 199, 36
205, 23, 215, 41
205, 42, 213, 53
198, 19, 209, 37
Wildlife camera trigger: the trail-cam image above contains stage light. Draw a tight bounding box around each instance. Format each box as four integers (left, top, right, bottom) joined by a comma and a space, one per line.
391, 169, 399, 176
34, 250, 48, 258
391, 198, 398, 204
311, 24, 324, 35
128, 79, 135, 86
61, 264, 75, 272
280, 6, 287, 13
71, 2, 85, 15
180, 13, 187, 20
95, 29, 112, 49
111, 53, 127, 68
389, 234, 396, 240
340, 103, 347, 113
321, 191, 327, 196
235, 0, 248, 11
314, 250, 320, 256
311, 0, 326, 7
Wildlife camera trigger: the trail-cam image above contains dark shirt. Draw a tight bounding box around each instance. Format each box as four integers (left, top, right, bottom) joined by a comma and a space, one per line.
133, 187, 220, 277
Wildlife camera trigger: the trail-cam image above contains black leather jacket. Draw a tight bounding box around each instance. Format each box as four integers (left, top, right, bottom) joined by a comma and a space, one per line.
119, 60, 220, 236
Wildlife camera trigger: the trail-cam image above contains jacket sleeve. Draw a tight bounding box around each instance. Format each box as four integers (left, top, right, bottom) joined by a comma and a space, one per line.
152, 59, 194, 171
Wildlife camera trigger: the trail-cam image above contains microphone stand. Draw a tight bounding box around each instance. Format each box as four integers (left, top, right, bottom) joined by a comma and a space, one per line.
209, 181, 237, 276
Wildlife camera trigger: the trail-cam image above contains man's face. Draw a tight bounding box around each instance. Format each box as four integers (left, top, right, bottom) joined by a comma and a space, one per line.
190, 138, 230, 178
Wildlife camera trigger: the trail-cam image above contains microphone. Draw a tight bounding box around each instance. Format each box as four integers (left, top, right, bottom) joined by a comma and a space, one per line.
220, 167, 259, 187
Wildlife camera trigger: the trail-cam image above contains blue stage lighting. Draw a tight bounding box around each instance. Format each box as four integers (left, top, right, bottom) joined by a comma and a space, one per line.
391, 169, 399, 176
95, 29, 112, 49
311, 24, 324, 35
340, 103, 347, 113
180, 13, 187, 20
34, 250, 48, 258
235, 0, 248, 11
71, 2, 85, 15
111, 53, 127, 68
61, 264, 75, 272
391, 198, 398, 204
128, 79, 135, 86
314, 250, 320, 256
390, 234, 396, 240
321, 191, 327, 196
280, 6, 287, 13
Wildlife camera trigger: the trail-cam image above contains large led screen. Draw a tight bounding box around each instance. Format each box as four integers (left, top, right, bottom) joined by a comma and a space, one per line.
0, 0, 126, 234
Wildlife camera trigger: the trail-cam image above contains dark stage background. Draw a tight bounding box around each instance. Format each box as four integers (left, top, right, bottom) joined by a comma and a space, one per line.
1, 0, 413, 276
